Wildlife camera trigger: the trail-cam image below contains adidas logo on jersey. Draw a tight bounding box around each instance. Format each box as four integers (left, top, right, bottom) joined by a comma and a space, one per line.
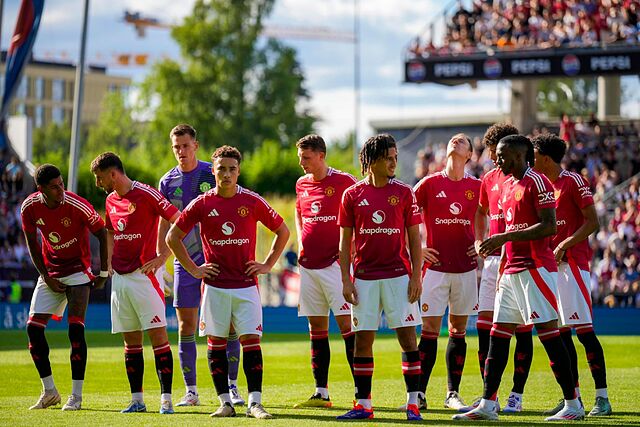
405, 314, 415, 322
569, 312, 580, 320
339, 303, 350, 311
529, 311, 540, 320
208, 209, 219, 217
436, 191, 447, 198
110, 206, 116, 214
150, 315, 162, 324
491, 184, 499, 192
36, 218, 45, 226
358, 199, 370, 206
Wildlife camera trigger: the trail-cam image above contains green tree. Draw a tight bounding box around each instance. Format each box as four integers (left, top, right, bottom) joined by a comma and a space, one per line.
32, 121, 71, 165
537, 78, 598, 118
138, 0, 315, 159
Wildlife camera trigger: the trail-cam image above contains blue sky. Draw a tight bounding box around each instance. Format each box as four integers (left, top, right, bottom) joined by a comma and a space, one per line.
2, 0, 638, 142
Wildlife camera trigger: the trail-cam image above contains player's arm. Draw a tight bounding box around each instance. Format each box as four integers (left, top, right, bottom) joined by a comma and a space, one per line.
479, 207, 557, 256
141, 211, 180, 274
339, 226, 358, 305
553, 204, 599, 263
474, 204, 489, 256
407, 223, 423, 303
23, 230, 66, 293
294, 202, 303, 256
91, 227, 109, 289
245, 222, 290, 276
166, 222, 219, 280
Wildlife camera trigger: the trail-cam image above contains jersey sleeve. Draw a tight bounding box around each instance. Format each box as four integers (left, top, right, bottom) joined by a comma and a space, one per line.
105, 200, 114, 231
533, 176, 556, 210
175, 197, 203, 235
571, 174, 594, 209
412, 177, 428, 212
338, 189, 354, 228
20, 202, 35, 233
295, 180, 302, 216
255, 197, 284, 232
152, 189, 180, 221
404, 188, 422, 227
479, 177, 489, 209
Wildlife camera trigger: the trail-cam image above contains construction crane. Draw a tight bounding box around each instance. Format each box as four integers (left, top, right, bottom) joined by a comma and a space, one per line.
123, 10, 172, 37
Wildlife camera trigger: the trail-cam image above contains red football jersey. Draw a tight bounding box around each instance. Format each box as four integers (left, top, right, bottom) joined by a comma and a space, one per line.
414, 171, 481, 273
479, 167, 509, 256
296, 168, 357, 269
21, 191, 104, 278
175, 185, 284, 289
106, 181, 178, 274
338, 178, 421, 280
501, 168, 557, 274
551, 169, 594, 271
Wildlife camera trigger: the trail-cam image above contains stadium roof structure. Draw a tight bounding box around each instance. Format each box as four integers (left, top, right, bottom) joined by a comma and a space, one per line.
405, 44, 640, 86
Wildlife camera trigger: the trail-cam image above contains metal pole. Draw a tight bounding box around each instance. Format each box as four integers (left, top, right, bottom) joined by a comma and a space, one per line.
68, 0, 89, 192
353, 0, 360, 168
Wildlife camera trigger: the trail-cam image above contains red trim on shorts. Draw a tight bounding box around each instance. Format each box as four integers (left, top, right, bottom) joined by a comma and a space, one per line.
68, 316, 85, 326
310, 330, 329, 340
83, 268, 96, 283
146, 272, 166, 306
153, 342, 171, 355
515, 324, 534, 333
529, 268, 558, 311
567, 260, 593, 317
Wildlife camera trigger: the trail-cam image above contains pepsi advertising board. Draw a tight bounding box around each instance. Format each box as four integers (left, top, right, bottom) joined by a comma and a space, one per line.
405, 46, 640, 83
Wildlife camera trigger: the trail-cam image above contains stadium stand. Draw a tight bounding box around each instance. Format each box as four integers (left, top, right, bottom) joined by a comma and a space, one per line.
408, 0, 640, 57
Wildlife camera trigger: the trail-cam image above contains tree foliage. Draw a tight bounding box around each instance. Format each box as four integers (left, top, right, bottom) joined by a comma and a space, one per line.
537, 78, 598, 118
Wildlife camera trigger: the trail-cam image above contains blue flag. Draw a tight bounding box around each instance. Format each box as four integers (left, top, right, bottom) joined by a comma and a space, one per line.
0, 0, 45, 150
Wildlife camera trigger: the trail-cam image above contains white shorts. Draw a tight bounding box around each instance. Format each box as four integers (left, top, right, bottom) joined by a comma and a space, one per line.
199, 285, 263, 338
352, 276, 421, 331
29, 268, 94, 317
421, 269, 478, 317
111, 270, 167, 333
494, 267, 559, 325
478, 256, 500, 312
298, 263, 351, 317
556, 263, 593, 326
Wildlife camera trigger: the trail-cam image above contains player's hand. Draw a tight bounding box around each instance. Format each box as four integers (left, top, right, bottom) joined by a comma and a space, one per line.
93, 276, 108, 290
553, 246, 566, 264
245, 260, 271, 276
343, 278, 358, 306
466, 244, 478, 257
44, 276, 67, 293
479, 234, 507, 257
474, 240, 484, 257
422, 247, 440, 264
407, 276, 422, 304
140, 255, 166, 274
192, 263, 220, 280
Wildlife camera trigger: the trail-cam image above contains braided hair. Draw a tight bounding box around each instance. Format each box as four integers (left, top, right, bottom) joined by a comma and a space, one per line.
359, 134, 396, 176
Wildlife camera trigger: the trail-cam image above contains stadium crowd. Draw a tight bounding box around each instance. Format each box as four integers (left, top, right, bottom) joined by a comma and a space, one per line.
0, 150, 29, 275
409, 0, 640, 57
414, 117, 640, 307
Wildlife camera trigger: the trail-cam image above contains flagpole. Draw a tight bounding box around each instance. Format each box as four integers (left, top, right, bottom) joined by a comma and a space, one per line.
68, 0, 89, 193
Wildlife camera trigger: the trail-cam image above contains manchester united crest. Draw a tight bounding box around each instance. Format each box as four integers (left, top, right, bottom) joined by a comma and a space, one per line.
353, 317, 359, 327
422, 303, 429, 312
388, 195, 400, 206
127, 202, 136, 213
325, 186, 335, 197
514, 190, 523, 201
199, 321, 206, 331
238, 206, 249, 217
61, 217, 72, 227
554, 190, 561, 200
465, 190, 475, 200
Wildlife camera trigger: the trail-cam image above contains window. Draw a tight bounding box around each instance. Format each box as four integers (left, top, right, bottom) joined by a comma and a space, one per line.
35, 77, 44, 100
52, 79, 65, 101
35, 105, 44, 128
52, 107, 65, 124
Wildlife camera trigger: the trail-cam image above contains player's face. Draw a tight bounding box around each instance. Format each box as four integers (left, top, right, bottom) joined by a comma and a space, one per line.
93, 168, 115, 193
533, 149, 546, 172
213, 157, 240, 189
39, 176, 65, 205
446, 133, 472, 161
297, 147, 325, 175
171, 134, 198, 170
495, 142, 514, 175
369, 147, 397, 179
487, 144, 497, 163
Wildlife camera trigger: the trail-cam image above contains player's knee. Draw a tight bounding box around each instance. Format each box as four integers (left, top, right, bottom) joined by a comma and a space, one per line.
27, 315, 49, 336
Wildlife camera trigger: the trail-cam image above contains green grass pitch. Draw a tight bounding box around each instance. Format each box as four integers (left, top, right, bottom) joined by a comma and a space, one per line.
0, 331, 638, 426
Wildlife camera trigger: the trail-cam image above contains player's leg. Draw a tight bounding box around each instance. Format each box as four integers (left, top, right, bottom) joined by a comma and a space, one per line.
27, 276, 64, 409
121, 330, 146, 412
335, 314, 355, 377
504, 323, 533, 412
576, 324, 611, 416
175, 307, 200, 406
227, 322, 244, 405
445, 314, 469, 409
62, 283, 90, 410
397, 326, 422, 421
147, 326, 174, 413
476, 256, 500, 381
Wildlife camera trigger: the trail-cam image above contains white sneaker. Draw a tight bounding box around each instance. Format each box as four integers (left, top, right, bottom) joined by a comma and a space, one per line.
29, 388, 61, 409
246, 402, 273, 419
452, 404, 499, 421
211, 402, 236, 417
458, 397, 500, 413
444, 391, 467, 410
503, 393, 522, 413
230, 384, 245, 406
159, 400, 174, 414
62, 394, 82, 411
545, 404, 585, 421
175, 391, 200, 406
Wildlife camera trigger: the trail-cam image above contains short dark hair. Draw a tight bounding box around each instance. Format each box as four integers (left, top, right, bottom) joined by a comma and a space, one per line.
483, 123, 519, 147
360, 134, 396, 175
90, 152, 125, 174
296, 134, 326, 153
532, 133, 567, 164
34, 164, 61, 186
170, 124, 196, 139
212, 145, 242, 164
498, 134, 535, 165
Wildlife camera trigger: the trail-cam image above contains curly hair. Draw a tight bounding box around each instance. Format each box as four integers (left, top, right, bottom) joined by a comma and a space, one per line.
359, 134, 396, 176
531, 133, 567, 164
212, 145, 242, 164
483, 123, 519, 147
